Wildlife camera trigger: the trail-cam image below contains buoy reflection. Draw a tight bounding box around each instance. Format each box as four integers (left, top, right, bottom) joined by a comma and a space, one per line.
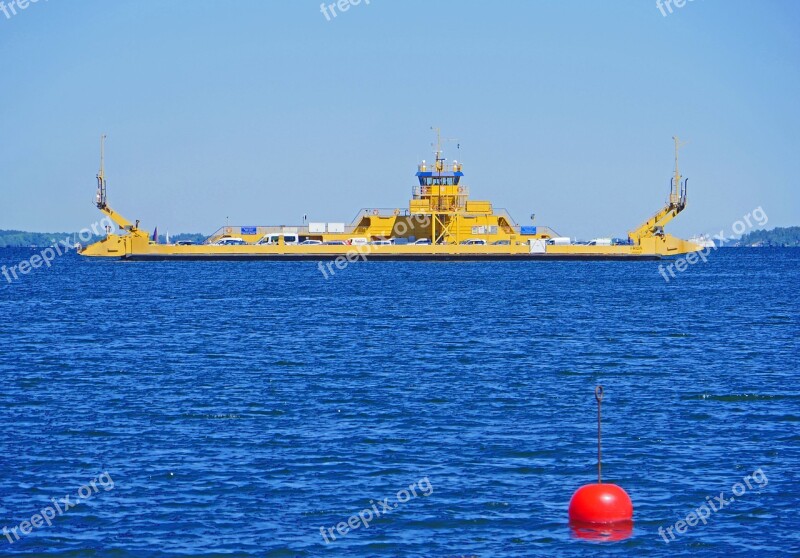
569, 520, 633, 542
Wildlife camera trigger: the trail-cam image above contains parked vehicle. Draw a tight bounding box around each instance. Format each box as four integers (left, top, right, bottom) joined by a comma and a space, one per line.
460, 238, 487, 245
257, 233, 299, 245
212, 237, 247, 246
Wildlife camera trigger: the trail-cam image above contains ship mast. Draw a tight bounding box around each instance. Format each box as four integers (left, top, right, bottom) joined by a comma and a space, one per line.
627, 136, 689, 244
432, 126, 444, 172
91, 135, 139, 233
670, 136, 685, 206
96, 134, 107, 208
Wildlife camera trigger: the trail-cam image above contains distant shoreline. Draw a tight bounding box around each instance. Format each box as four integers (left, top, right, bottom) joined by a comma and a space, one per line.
0, 230, 206, 248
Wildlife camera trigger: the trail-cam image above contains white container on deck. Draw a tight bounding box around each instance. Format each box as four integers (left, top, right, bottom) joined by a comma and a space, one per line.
529, 239, 547, 253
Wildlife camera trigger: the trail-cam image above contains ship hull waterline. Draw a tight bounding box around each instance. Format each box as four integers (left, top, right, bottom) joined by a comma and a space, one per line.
81, 241, 676, 261
116, 253, 663, 261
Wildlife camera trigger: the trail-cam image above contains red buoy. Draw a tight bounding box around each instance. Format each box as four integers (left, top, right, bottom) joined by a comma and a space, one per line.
569, 483, 633, 524
568, 386, 633, 532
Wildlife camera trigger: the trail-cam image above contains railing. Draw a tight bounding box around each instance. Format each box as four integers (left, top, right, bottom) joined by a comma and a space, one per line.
205, 225, 309, 244
202, 207, 558, 243
526, 225, 561, 238
205, 222, 379, 244
351, 208, 410, 220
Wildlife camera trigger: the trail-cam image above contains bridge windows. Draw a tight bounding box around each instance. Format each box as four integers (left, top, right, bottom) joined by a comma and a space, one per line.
418, 176, 460, 186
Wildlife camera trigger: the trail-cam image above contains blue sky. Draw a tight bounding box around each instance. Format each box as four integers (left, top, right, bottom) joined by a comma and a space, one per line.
1, 0, 798, 238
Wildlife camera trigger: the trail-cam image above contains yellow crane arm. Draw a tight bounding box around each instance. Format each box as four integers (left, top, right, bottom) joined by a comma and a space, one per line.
628, 198, 686, 244
97, 202, 135, 231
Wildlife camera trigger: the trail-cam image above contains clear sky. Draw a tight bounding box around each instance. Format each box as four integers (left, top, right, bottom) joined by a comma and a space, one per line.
1, 0, 798, 239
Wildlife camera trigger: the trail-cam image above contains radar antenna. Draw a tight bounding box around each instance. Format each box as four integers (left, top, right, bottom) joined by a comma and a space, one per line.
430, 126, 459, 171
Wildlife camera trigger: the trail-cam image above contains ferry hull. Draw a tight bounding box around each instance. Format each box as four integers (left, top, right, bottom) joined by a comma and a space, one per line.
118, 253, 664, 261
81, 234, 700, 260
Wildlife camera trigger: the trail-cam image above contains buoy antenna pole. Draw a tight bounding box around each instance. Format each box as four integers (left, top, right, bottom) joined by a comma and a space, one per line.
595, 385, 604, 483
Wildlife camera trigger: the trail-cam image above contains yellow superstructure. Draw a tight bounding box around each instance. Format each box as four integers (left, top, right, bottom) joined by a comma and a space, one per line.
80, 133, 702, 260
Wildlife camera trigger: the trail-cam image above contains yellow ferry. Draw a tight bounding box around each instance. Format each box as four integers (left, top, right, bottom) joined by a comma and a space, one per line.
80, 133, 701, 260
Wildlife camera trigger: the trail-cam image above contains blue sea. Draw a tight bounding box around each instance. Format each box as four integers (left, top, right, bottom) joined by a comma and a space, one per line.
1, 247, 798, 557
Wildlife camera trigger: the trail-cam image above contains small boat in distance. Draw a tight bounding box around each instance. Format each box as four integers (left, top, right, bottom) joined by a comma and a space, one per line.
80, 133, 703, 260
688, 235, 716, 249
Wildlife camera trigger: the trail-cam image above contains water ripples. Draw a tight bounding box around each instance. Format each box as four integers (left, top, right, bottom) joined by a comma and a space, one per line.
0, 248, 798, 556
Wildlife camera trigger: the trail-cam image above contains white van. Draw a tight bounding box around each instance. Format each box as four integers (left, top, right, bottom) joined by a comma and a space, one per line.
348, 237, 369, 246
547, 237, 572, 246
258, 233, 300, 245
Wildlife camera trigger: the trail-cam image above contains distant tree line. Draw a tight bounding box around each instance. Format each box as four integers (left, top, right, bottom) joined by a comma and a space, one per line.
0, 230, 209, 247
0, 230, 103, 248
734, 226, 800, 247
